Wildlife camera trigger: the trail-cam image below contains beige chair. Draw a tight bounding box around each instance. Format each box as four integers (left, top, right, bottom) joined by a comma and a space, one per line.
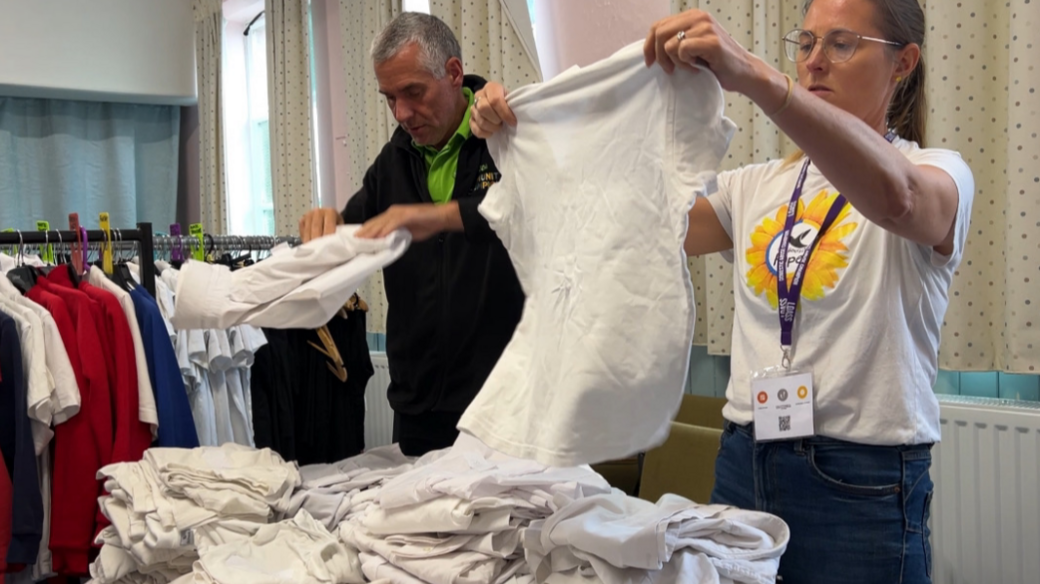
593, 394, 726, 496
637, 422, 722, 504
673, 394, 727, 430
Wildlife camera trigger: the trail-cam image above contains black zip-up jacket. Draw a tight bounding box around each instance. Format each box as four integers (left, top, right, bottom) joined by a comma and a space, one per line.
342, 75, 524, 415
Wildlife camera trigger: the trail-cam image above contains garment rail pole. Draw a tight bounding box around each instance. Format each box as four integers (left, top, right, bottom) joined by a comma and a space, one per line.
0, 222, 156, 298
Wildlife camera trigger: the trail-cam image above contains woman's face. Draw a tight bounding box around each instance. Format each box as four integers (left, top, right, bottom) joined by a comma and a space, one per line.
798, 0, 913, 133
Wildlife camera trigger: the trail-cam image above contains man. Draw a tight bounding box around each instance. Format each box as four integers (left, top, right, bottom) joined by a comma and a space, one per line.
298, 12, 524, 456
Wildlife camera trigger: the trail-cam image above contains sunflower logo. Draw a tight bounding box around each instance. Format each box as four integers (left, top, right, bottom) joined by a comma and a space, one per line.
745, 190, 857, 309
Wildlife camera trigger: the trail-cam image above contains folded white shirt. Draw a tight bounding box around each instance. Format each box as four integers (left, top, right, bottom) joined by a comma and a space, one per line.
192, 510, 364, 584
377, 448, 611, 512
524, 493, 788, 584
171, 226, 410, 330
342, 523, 513, 584
144, 444, 300, 515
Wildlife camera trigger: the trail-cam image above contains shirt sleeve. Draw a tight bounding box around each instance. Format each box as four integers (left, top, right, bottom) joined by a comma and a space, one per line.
705, 167, 740, 263
907, 148, 975, 269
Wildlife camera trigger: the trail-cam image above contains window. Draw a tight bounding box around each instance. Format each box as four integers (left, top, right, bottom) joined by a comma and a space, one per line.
223, 12, 275, 236
402, 0, 430, 13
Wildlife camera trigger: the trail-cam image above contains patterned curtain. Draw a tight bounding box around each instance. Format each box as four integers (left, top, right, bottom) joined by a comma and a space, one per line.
671, 0, 1040, 373
339, 0, 402, 334
265, 0, 317, 238
427, 0, 542, 88
670, 0, 802, 354
925, 0, 1040, 373
194, 0, 229, 234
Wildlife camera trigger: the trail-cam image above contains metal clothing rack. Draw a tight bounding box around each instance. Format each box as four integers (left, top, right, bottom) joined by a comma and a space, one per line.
0, 222, 156, 297
153, 234, 301, 257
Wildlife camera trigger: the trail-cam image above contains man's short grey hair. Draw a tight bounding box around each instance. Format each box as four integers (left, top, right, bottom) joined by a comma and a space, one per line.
370, 12, 462, 78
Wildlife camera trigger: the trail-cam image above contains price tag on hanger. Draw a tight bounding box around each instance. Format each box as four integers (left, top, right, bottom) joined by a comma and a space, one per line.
36, 221, 56, 264
99, 213, 114, 274
189, 223, 205, 261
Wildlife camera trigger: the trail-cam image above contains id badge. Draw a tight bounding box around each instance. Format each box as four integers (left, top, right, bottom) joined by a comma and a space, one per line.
751, 366, 814, 441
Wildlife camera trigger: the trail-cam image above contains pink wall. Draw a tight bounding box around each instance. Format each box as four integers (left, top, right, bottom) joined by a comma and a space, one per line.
534, 0, 671, 80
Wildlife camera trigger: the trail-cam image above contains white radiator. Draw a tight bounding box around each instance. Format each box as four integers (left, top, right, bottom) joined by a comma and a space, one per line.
364, 352, 394, 449
933, 396, 1040, 584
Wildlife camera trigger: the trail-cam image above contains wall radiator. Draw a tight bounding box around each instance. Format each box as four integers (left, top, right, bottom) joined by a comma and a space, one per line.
364, 352, 395, 449
933, 396, 1040, 584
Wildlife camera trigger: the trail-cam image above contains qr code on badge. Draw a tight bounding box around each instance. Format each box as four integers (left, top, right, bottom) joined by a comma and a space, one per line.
779, 415, 791, 433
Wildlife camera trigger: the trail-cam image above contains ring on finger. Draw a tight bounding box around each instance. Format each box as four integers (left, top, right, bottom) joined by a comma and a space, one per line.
677, 30, 686, 42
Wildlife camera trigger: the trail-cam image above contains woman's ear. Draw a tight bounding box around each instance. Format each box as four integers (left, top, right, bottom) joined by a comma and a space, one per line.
894, 42, 921, 81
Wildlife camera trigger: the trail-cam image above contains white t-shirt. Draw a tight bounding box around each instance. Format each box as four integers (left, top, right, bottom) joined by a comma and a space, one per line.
172, 226, 410, 330
706, 138, 974, 445
458, 41, 736, 467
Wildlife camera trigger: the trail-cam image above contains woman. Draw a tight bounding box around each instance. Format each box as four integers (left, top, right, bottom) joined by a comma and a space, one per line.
472, 0, 973, 582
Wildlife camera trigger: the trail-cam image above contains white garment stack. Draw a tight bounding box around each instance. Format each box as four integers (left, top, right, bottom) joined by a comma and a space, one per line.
88, 444, 302, 584
283, 444, 416, 529
87, 438, 788, 584
339, 435, 613, 584
459, 40, 737, 467
170, 226, 410, 330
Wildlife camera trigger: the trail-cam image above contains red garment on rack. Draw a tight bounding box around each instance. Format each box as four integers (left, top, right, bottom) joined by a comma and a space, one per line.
73, 278, 151, 459
27, 276, 109, 577
69, 274, 151, 537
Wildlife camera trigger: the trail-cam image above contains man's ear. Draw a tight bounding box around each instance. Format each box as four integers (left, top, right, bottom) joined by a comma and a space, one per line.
445, 57, 464, 88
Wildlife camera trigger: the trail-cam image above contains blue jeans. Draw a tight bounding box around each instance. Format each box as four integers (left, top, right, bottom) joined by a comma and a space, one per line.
711, 422, 934, 584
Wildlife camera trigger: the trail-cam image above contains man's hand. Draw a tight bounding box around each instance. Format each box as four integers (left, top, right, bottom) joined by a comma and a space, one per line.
299, 208, 343, 243
356, 203, 461, 241
470, 82, 517, 139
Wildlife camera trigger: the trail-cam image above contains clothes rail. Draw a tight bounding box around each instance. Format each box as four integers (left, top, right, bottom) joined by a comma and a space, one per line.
0, 222, 155, 297
153, 234, 301, 255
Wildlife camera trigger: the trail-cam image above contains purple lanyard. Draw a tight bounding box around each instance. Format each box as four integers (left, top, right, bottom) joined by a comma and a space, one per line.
775, 131, 896, 361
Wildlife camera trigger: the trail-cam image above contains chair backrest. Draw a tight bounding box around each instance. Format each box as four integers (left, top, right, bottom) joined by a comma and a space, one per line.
673, 394, 727, 430
638, 421, 722, 505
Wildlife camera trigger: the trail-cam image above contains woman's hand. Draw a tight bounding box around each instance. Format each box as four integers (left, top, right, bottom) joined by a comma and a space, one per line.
643, 9, 776, 103
470, 82, 517, 139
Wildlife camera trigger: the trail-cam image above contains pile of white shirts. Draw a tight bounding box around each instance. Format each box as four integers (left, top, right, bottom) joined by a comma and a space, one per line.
284, 444, 415, 529
337, 435, 614, 584
145, 264, 266, 447
523, 493, 789, 584
88, 444, 301, 584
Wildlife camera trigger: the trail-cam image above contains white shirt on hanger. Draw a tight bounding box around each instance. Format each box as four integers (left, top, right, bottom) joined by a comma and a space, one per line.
0, 293, 54, 452
88, 266, 160, 436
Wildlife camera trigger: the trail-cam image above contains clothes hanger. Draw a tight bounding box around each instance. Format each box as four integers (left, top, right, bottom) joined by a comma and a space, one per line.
6, 231, 37, 294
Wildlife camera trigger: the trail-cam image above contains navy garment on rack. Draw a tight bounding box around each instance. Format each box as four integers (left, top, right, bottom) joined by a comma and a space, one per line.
251, 304, 373, 465
130, 287, 199, 448
0, 310, 42, 566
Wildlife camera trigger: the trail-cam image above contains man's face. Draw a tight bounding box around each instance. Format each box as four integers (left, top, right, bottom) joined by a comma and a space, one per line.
375, 42, 464, 149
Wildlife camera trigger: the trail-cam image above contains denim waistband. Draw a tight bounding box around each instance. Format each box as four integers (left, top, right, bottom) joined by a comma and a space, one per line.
723, 420, 933, 452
